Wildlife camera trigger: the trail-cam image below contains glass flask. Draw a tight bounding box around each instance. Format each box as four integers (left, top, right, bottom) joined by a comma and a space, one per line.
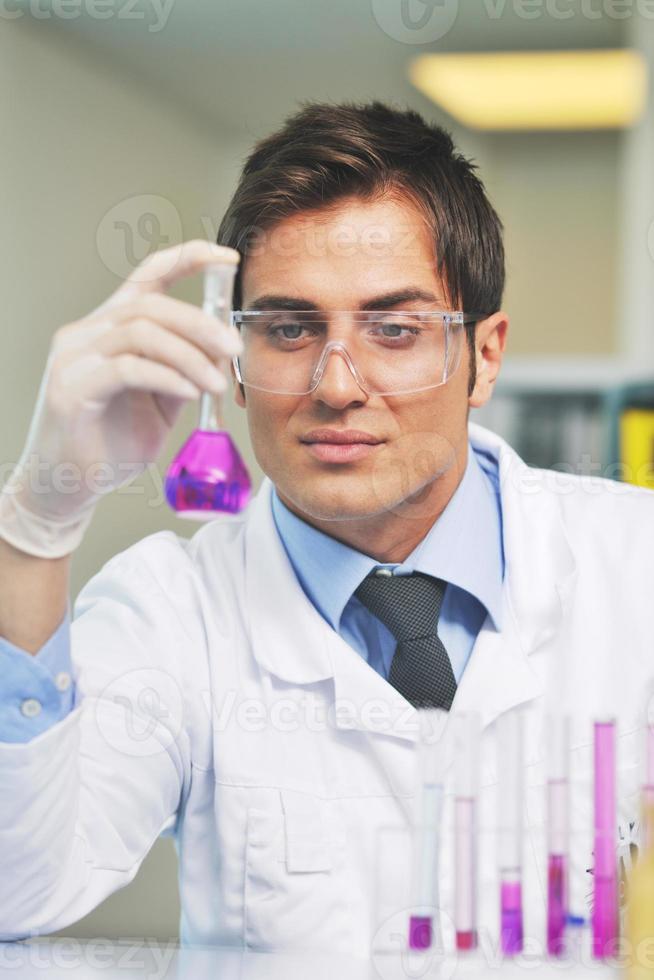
165, 261, 251, 519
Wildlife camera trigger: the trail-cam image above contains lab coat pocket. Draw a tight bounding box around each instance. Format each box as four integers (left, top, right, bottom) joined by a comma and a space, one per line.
243, 790, 352, 951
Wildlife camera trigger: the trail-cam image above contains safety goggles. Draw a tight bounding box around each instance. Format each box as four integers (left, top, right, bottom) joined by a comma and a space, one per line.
230, 310, 484, 397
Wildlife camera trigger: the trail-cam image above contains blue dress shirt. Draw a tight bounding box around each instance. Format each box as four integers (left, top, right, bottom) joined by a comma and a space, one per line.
0, 443, 504, 742
0, 609, 74, 742
271, 444, 505, 684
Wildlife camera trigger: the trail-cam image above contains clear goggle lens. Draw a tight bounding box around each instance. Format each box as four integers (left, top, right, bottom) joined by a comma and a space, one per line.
231, 310, 479, 396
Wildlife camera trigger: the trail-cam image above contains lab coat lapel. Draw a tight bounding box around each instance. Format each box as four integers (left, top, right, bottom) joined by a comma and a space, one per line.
323, 425, 580, 744
244, 480, 418, 737
244, 479, 335, 685
244, 482, 419, 804
243, 424, 579, 749
454, 425, 579, 735
327, 627, 419, 742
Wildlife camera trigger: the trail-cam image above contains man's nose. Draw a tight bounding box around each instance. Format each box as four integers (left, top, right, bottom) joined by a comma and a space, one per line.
310, 347, 367, 410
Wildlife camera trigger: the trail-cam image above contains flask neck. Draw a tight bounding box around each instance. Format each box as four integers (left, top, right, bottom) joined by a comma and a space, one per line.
199, 392, 222, 432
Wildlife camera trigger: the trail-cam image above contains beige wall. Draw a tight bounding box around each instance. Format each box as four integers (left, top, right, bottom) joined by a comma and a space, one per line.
453, 129, 619, 357
1, 19, 623, 942
486, 131, 619, 356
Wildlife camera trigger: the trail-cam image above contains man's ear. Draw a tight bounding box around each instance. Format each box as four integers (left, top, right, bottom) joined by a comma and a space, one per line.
231, 361, 246, 407
468, 312, 509, 410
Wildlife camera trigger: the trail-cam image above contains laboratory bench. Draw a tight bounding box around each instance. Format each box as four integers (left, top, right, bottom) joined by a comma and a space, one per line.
0, 939, 623, 978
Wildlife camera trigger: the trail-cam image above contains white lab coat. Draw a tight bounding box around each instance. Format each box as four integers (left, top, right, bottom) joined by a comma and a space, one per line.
0, 422, 652, 956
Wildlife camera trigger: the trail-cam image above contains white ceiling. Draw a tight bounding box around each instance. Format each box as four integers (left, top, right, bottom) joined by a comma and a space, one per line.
25, 0, 625, 137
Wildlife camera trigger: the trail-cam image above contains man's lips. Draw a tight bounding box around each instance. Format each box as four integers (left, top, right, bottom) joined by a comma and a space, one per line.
300, 428, 385, 463
301, 428, 384, 446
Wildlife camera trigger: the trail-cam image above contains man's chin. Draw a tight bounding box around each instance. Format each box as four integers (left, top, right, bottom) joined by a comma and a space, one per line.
275, 475, 409, 524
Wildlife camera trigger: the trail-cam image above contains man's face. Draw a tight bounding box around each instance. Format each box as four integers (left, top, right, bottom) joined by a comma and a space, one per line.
237, 194, 478, 523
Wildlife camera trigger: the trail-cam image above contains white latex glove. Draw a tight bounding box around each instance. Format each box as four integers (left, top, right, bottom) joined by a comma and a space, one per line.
0, 240, 242, 559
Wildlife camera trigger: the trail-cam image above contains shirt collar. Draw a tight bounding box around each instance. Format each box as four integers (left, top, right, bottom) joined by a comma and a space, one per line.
271, 442, 505, 634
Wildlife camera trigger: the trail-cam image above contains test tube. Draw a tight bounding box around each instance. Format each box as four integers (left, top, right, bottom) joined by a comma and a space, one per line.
408, 709, 446, 951
642, 690, 654, 851
592, 718, 618, 960
546, 712, 570, 957
454, 711, 480, 952
497, 708, 524, 955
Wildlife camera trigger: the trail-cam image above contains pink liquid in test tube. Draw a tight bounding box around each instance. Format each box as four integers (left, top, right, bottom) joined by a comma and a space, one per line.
592, 719, 617, 960
454, 712, 480, 952
455, 798, 477, 951
647, 722, 654, 786
547, 852, 567, 955
643, 722, 654, 852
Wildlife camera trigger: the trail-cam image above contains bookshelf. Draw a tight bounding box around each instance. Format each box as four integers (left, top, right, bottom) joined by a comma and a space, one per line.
472, 358, 654, 486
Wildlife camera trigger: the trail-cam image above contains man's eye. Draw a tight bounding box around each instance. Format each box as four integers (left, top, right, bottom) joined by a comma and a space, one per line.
378, 321, 418, 338
272, 322, 304, 340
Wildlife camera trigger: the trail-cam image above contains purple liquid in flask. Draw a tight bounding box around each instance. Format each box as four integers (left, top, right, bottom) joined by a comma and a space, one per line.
165, 259, 251, 519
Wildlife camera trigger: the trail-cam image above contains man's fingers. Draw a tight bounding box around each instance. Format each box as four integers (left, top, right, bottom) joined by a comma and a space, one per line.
96, 319, 229, 395
74, 355, 203, 408
109, 293, 242, 360
110, 239, 240, 302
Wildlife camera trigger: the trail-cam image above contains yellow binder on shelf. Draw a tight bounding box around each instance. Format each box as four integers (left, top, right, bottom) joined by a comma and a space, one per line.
620, 409, 654, 489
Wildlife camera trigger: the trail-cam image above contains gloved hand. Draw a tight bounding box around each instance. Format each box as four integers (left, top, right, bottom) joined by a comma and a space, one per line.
0, 240, 242, 559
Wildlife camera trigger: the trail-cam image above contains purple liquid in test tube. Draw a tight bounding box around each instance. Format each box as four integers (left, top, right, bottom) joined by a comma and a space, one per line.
408, 709, 446, 952
500, 879, 523, 954
546, 713, 570, 957
497, 709, 524, 956
409, 916, 432, 950
592, 719, 617, 960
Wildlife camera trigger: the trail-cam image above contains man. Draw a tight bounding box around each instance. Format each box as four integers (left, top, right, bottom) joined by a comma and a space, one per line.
0, 101, 652, 956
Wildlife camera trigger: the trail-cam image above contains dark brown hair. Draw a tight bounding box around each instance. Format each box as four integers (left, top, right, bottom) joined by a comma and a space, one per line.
217, 100, 505, 395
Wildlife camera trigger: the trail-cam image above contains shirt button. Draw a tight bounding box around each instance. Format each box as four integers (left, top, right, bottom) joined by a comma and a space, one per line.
55, 671, 71, 692
20, 698, 42, 718
374, 568, 393, 577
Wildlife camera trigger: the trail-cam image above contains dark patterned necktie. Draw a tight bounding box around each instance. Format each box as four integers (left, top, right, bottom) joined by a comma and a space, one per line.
354, 570, 457, 710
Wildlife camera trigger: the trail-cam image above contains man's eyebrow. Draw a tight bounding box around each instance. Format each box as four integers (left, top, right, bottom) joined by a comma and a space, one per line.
359, 288, 444, 310
245, 289, 444, 312
247, 296, 319, 312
